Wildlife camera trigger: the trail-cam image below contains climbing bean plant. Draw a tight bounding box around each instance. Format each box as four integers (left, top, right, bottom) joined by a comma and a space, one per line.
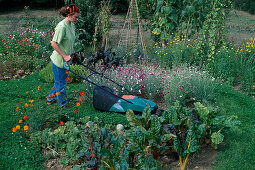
149, 0, 208, 40
196, 0, 232, 69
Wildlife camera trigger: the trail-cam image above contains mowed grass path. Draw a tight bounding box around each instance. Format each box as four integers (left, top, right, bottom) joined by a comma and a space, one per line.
214, 84, 255, 169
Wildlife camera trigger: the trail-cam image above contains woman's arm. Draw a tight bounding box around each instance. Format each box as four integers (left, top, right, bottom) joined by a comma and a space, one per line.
51, 41, 71, 62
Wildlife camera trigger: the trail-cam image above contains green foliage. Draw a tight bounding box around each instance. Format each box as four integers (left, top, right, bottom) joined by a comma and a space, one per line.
150, 0, 207, 40
234, 39, 255, 95
110, 0, 129, 14
163, 65, 218, 106
152, 34, 199, 68
196, 0, 232, 69
163, 101, 240, 169
77, 122, 129, 169
39, 63, 89, 83
125, 108, 168, 168
232, 0, 255, 14
213, 46, 237, 84
31, 120, 89, 166
39, 63, 54, 83
210, 40, 255, 96
144, 0, 232, 69
93, 1, 112, 50
65, 0, 102, 48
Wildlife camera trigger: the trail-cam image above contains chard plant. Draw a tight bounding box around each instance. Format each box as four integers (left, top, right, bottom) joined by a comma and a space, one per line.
78, 122, 129, 169
125, 108, 169, 169
163, 101, 240, 170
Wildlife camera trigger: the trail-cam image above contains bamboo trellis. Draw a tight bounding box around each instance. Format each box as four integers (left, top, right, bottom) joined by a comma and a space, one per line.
118, 0, 146, 53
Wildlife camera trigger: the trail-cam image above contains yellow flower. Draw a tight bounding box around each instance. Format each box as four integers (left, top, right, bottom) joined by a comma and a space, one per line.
29, 100, 34, 103
19, 119, 23, 124
24, 103, 29, 107
56, 92, 61, 96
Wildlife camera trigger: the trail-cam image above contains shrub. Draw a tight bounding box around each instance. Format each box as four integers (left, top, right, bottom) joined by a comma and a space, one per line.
39, 63, 89, 83
30, 120, 90, 166
140, 63, 166, 101
39, 63, 54, 83
0, 27, 52, 73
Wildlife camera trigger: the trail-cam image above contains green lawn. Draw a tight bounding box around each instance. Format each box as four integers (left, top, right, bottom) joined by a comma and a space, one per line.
0, 72, 127, 169
214, 84, 255, 169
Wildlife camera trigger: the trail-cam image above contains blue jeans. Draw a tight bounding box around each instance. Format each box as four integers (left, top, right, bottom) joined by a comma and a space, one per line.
47, 61, 68, 107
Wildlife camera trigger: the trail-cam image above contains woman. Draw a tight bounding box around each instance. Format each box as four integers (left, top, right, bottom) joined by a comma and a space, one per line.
47, 4, 80, 108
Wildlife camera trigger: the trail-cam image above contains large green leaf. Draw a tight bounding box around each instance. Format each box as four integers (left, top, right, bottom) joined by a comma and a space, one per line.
150, 115, 161, 135
126, 109, 140, 127
141, 107, 151, 124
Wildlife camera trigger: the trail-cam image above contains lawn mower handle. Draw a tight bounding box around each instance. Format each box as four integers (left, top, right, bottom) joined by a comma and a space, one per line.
63, 52, 82, 70
64, 52, 136, 96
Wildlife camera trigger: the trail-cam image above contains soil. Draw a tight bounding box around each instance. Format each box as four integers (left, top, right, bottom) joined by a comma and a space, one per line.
44, 144, 218, 170
158, 145, 218, 170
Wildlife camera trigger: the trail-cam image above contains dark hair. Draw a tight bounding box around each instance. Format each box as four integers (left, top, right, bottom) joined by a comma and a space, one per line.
59, 4, 79, 17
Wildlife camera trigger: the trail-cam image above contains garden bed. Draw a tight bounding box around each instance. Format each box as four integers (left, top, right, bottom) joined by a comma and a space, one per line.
1, 6, 255, 170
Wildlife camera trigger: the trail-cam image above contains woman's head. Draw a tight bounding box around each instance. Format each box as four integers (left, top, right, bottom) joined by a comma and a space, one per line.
59, 4, 80, 23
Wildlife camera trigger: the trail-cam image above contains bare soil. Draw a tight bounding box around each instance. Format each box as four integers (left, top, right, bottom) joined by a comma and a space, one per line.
159, 145, 218, 170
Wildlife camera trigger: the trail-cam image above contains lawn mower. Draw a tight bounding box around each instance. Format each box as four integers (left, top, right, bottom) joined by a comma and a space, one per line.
63, 52, 158, 114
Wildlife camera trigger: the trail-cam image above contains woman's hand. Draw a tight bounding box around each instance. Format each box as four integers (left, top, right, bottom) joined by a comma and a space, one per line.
63, 55, 71, 62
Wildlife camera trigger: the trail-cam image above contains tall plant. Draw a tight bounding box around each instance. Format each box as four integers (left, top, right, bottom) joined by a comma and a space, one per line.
148, 0, 208, 40
93, 0, 112, 51
64, 0, 103, 49
196, 0, 232, 69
